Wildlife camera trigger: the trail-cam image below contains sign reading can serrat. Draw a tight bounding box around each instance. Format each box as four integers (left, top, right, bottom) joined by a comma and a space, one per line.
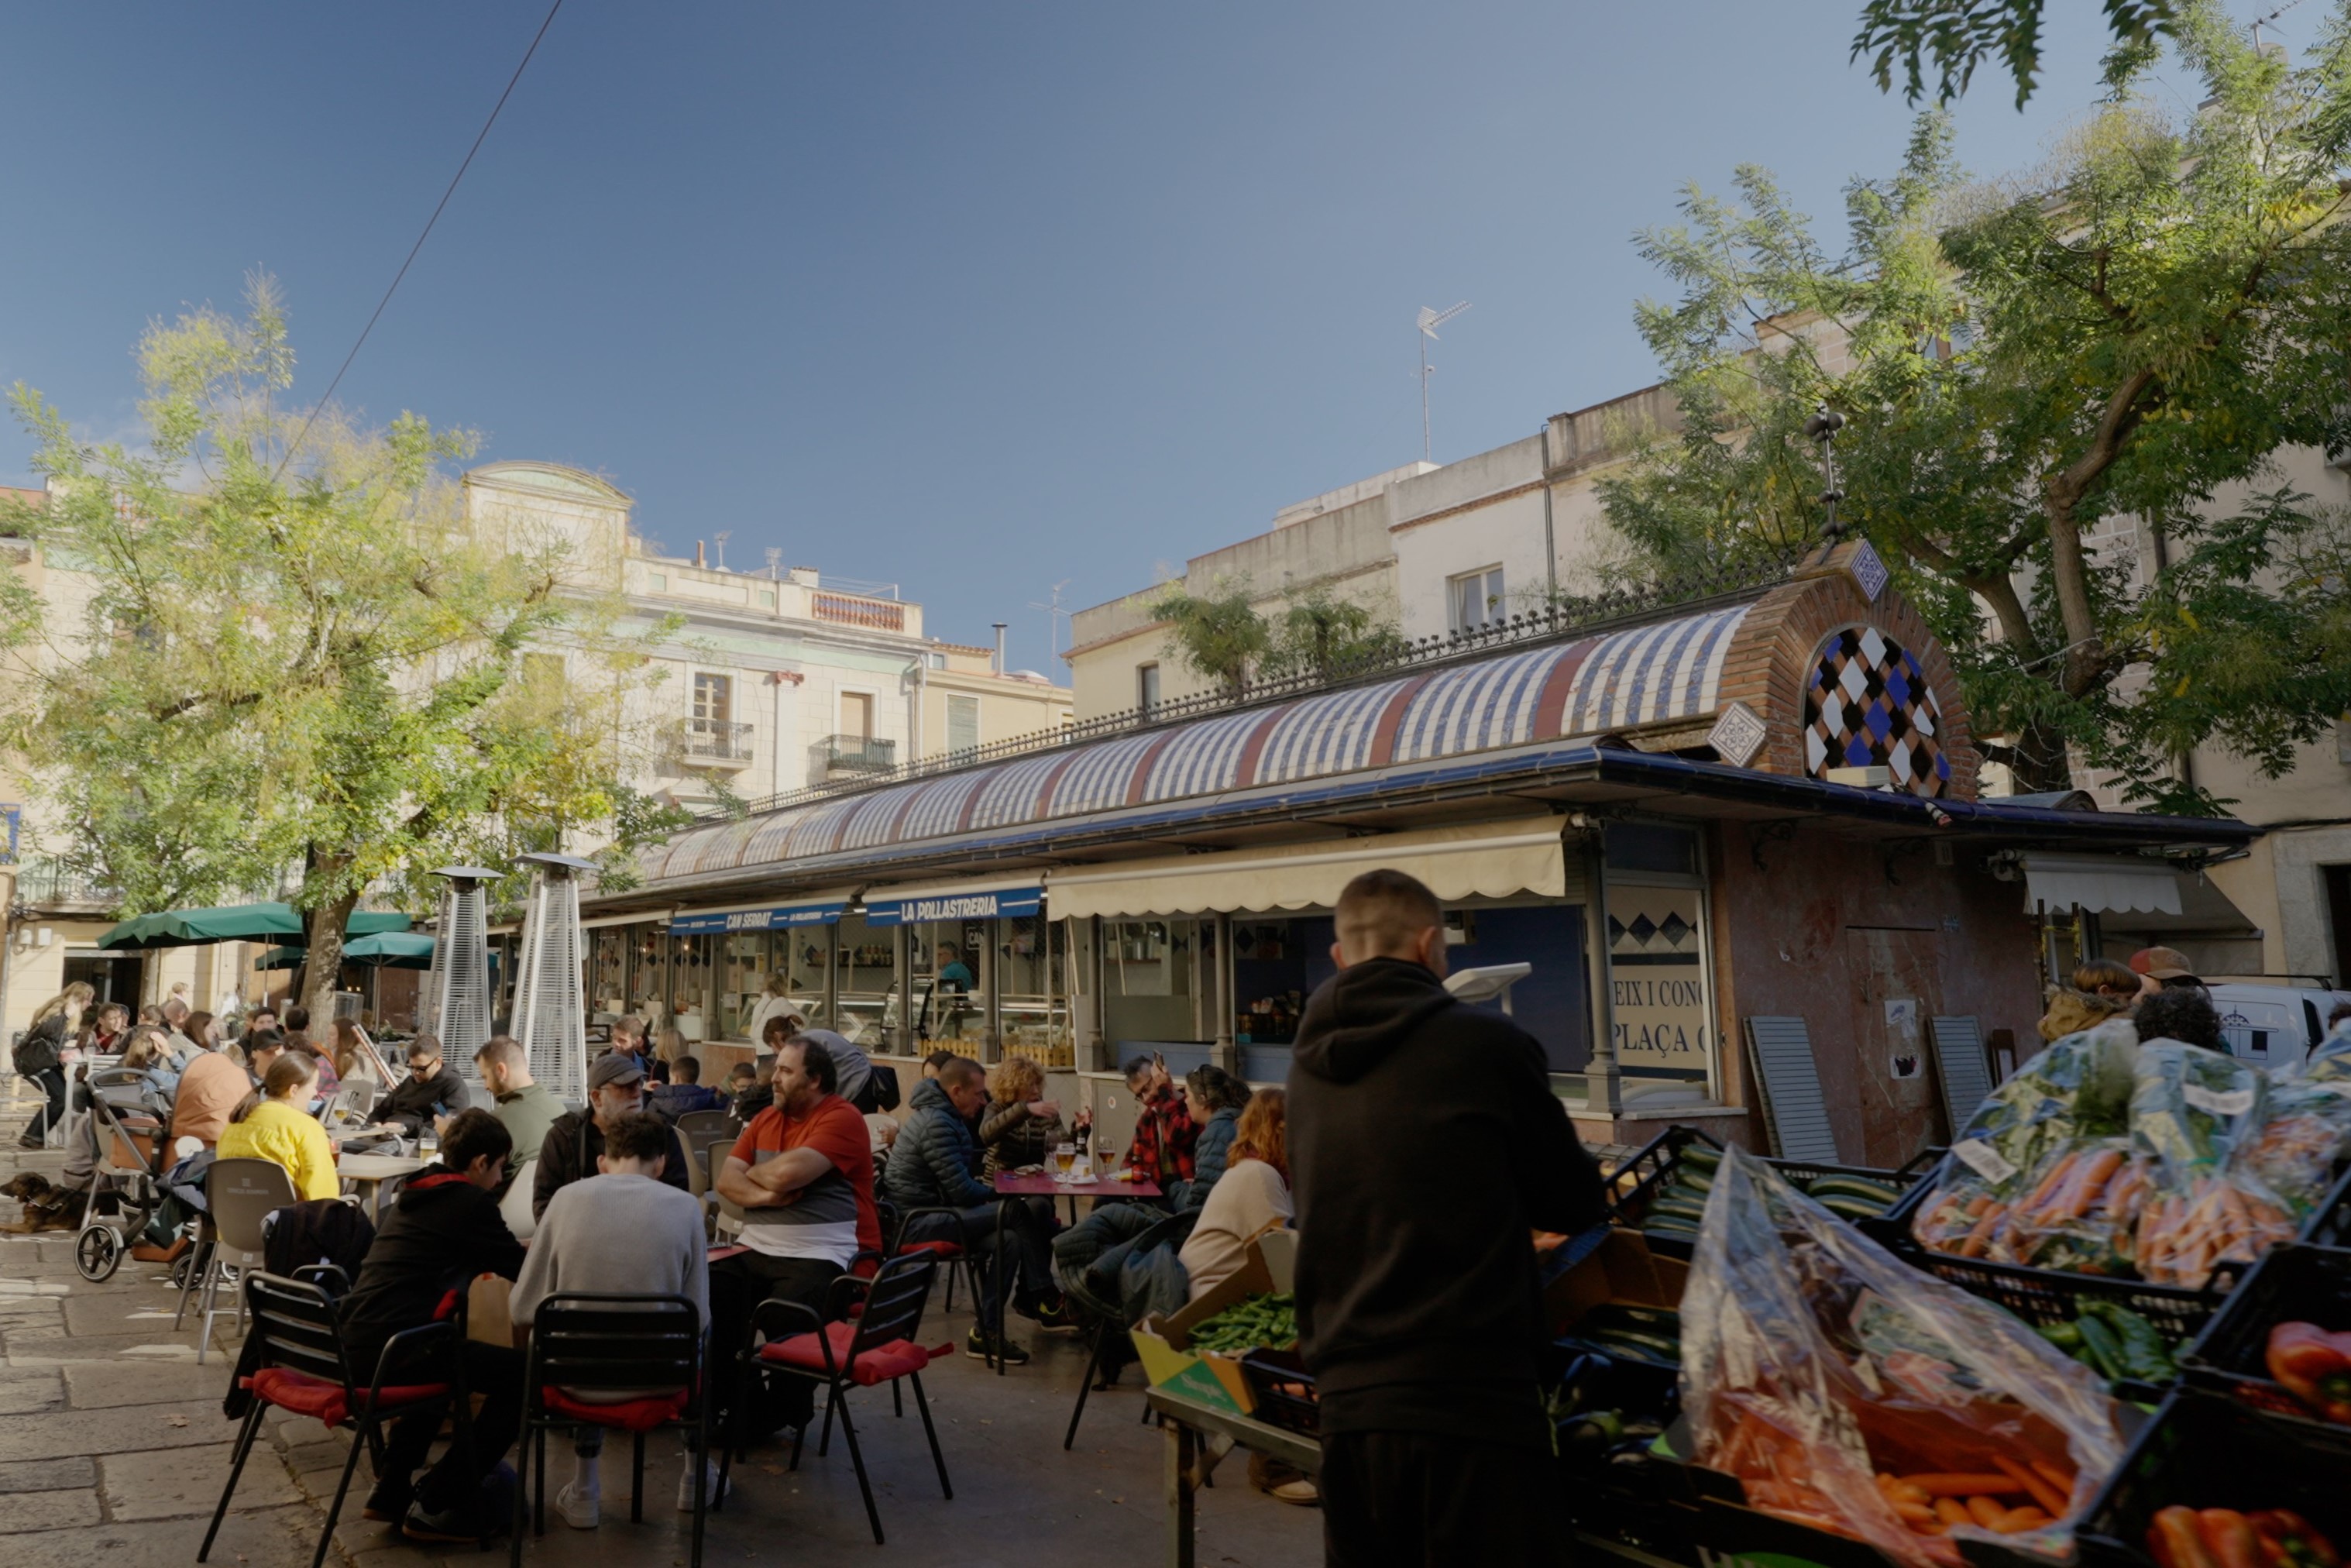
669, 901, 845, 934
1606, 883, 1714, 1072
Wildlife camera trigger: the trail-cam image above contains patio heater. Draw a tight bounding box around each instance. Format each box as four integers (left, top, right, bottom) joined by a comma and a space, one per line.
423, 865, 500, 1083
510, 852, 600, 1104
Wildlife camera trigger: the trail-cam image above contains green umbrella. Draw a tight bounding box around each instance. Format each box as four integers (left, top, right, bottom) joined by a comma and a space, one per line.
96, 903, 414, 951
255, 945, 304, 971
340, 931, 435, 968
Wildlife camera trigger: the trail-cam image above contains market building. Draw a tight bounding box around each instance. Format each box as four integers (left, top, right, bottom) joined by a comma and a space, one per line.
585, 541, 2255, 1163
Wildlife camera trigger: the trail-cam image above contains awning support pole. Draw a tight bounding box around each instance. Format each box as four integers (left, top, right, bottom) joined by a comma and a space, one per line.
1212, 913, 1237, 1074
892, 923, 912, 1054
983, 918, 1002, 1065
1583, 831, 1624, 1118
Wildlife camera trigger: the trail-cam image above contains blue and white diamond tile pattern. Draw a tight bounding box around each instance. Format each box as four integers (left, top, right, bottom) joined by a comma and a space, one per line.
1848, 539, 1889, 602
1802, 625, 1949, 796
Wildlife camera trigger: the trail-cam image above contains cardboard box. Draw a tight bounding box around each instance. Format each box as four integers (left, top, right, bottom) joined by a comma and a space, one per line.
1129, 1229, 1296, 1417
1545, 1226, 1686, 1336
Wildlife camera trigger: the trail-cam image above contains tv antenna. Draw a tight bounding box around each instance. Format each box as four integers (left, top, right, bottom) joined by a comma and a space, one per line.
764, 547, 782, 579
1416, 301, 1471, 463
712, 530, 731, 571
1028, 579, 1074, 659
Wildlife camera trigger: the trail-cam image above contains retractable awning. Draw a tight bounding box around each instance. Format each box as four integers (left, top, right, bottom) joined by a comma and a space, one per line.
1044, 818, 1576, 921
2020, 853, 2184, 916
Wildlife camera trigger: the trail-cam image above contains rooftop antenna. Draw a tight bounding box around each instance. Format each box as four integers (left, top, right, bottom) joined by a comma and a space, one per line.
1416, 301, 1471, 463
2253, 0, 2305, 50
712, 530, 730, 572
1027, 579, 1074, 659
764, 546, 782, 579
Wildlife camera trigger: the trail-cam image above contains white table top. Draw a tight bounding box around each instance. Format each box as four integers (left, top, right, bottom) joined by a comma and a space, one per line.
337, 1152, 427, 1179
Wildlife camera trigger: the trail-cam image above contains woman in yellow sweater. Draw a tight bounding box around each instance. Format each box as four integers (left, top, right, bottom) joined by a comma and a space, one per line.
217, 1052, 340, 1201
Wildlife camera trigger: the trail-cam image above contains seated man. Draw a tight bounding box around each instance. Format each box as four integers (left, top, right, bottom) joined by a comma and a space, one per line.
712, 1036, 881, 1436
648, 1054, 727, 1122
335, 1110, 527, 1542
534, 1052, 692, 1221
172, 1037, 250, 1150
879, 1055, 1070, 1363
473, 1034, 562, 1179
511, 1112, 713, 1527
373, 1033, 471, 1138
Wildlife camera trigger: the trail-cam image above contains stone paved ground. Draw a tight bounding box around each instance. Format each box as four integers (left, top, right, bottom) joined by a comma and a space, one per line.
0, 1088, 1322, 1567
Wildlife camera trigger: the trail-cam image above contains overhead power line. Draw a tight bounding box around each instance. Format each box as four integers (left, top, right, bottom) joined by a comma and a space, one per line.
277, 0, 565, 477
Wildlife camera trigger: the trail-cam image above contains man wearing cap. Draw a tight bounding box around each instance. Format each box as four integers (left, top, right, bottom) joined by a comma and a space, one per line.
2129, 946, 2204, 995
532, 1050, 693, 1221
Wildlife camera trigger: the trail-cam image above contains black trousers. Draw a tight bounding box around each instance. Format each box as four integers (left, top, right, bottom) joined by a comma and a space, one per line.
378, 1341, 524, 1518
18, 1068, 66, 1146
712, 1251, 844, 1439
1320, 1429, 1564, 1568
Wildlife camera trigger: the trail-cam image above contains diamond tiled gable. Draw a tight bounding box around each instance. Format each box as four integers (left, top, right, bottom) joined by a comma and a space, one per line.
1803, 625, 1949, 796
1849, 538, 1890, 601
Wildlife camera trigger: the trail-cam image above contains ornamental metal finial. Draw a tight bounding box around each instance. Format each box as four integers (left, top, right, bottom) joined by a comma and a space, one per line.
1804, 404, 1847, 542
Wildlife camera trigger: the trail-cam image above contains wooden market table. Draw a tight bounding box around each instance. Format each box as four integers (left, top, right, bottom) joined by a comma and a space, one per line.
1146, 1385, 1319, 1568
983, 1170, 1161, 1374
337, 1150, 425, 1221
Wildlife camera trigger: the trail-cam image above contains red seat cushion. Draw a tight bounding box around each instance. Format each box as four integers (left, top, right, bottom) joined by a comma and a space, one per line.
538, 1385, 692, 1432
896, 1239, 962, 1259
757, 1323, 953, 1387
242, 1367, 448, 1429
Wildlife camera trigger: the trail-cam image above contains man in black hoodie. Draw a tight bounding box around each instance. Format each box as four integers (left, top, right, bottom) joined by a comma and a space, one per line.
337, 1109, 527, 1542
1289, 868, 1607, 1566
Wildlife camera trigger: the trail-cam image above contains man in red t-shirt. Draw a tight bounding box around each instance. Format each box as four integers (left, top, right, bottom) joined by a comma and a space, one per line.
712, 1035, 881, 1439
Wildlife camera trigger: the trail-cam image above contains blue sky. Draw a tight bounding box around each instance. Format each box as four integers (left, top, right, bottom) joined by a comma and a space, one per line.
0, 2, 2241, 669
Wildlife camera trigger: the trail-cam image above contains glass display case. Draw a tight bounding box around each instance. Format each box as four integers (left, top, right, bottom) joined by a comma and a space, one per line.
719, 930, 769, 1041
665, 932, 717, 1043
589, 927, 632, 1023
626, 927, 669, 1024
998, 913, 1071, 1066
833, 913, 899, 1049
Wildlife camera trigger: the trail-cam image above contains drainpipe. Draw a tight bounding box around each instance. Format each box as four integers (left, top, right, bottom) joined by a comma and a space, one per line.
907, 658, 926, 762
991, 623, 1008, 676
1540, 421, 1559, 614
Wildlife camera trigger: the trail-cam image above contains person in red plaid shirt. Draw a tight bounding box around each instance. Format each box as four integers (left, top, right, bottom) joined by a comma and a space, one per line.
1122, 1053, 1198, 1185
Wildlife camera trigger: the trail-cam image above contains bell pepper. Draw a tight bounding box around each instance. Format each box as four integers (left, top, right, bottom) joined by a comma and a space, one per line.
2248, 1511, 2342, 1568
2201, 1511, 2267, 1568
2265, 1323, 2351, 1424
2153, 1506, 2222, 1568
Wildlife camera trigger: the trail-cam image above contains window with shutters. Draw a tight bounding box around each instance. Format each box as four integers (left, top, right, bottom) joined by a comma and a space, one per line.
693, 672, 732, 725
1448, 566, 1507, 632
947, 693, 981, 755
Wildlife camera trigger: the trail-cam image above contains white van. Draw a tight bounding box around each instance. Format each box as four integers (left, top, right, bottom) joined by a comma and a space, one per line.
2206, 982, 2351, 1071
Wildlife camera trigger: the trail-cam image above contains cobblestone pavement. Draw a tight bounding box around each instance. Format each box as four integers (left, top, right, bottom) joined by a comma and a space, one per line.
0, 1096, 1322, 1567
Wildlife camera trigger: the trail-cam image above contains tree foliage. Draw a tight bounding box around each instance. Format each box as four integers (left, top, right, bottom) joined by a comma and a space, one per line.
1148, 579, 1406, 699
1605, 4, 2351, 810
0, 277, 679, 1014
1148, 581, 1273, 698
1854, 0, 2177, 107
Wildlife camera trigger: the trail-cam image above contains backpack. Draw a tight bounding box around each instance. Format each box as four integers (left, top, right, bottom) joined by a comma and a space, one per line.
864, 1064, 901, 1114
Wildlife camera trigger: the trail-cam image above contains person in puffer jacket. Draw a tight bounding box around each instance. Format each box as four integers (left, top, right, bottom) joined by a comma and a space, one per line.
1170, 1064, 1249, 1212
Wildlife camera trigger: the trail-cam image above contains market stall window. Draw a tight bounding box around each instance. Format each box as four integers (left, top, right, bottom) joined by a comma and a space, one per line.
665, 932, 717, 1042
1103, 918, 1198, 1046
626, 925, 669, 1024
590, 927, 631, 1022
719, 930, 769, 1040
998, 913, 1070, 1066
910, 919, 987, 1049
834, 912, 898, 1049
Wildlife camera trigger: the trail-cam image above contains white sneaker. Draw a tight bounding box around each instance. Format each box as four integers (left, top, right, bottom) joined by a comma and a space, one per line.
677, 1456, 724, 1511
555, 1480, 600, 1529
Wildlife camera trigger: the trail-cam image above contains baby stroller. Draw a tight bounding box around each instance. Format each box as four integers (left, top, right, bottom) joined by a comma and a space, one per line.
73, 1070, 177, 1281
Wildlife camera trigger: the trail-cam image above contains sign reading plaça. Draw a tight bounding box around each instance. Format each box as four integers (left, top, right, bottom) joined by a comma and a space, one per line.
865, 886, 1043, 926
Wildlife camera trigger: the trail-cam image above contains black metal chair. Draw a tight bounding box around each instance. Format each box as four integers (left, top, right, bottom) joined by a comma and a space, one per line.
201, 1271, 469, 1568
513, 1293, 711, 1568
889, 1203, 978, 1312
722, 1252, 952, 1545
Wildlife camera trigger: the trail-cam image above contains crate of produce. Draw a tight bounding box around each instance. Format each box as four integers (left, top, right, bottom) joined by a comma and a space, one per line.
2077, 1391, 2351, 1568
2297, 1162, 2351, 1249
2177, 1242, 2351, 1432
1902, 1248, 2221, 1404
1603, 1125, 1725, 1259
1236, 1348, 1318, 1437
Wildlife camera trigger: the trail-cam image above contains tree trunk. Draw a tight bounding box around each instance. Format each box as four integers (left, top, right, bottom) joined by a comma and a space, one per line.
301, 885, 360, 1034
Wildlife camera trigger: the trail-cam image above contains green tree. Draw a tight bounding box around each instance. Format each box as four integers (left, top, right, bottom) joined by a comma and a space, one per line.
1854, 0, 2177, 107
0, 277, 675, 1016
1604, 5, 2351, 809
1148, 581, 1272, 699
1267, 586, 1409, 679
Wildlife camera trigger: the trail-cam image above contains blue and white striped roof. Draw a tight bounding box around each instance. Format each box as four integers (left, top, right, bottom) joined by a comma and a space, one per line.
641, 603, 1750, 882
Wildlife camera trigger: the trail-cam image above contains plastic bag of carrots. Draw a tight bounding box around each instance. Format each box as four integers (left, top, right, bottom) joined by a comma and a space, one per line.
1682, 1149, 2126, 1568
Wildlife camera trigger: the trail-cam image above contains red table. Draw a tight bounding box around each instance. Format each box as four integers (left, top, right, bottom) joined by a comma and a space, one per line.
982, 1171, 1163, 1374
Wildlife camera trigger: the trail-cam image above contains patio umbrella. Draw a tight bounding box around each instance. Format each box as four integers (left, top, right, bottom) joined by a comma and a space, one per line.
96, 903, 414, 951
339, 931, 435, 969
255, 946, 304, 971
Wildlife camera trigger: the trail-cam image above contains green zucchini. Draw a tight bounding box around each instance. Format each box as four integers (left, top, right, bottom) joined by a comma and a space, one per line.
1817, 1197, 1888, 1222
1806, 1176, 1902, 1205
1650, 1199, 1709, 1224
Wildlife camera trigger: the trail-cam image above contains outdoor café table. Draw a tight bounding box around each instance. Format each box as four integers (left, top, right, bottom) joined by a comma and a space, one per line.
338, 1150, 425, 1222
984, 1170, 1162, 1374
1146, 1384, 1319, 1568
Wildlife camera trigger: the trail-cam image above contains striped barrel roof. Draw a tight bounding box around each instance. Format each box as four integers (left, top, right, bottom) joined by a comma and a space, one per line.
638, 601, 1750, 882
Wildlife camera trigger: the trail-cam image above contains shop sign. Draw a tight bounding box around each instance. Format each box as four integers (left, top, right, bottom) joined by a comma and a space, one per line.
1607, 883, 1715, 1071
864, 886, 1043, 926
668, 900, 845, 935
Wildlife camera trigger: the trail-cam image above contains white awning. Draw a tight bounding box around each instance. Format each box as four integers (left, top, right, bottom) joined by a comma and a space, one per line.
2022, 853, 2184, 916
1046, 819, 1577, 921
583, 909, 673, 931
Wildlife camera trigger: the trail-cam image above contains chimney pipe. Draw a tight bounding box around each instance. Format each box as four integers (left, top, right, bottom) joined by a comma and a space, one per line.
992, 622, 1008, 675
695, 540, 706, 568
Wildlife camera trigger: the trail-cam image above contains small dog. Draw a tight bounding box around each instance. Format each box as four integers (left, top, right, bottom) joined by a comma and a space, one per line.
1, 1172, 84, 1232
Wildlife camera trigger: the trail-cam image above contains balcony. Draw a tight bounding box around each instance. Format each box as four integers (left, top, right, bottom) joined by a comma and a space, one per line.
810, 591, 906, 633
810, 733, 896, 782
9, 858, 119, 913
677, 717, 755, 769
